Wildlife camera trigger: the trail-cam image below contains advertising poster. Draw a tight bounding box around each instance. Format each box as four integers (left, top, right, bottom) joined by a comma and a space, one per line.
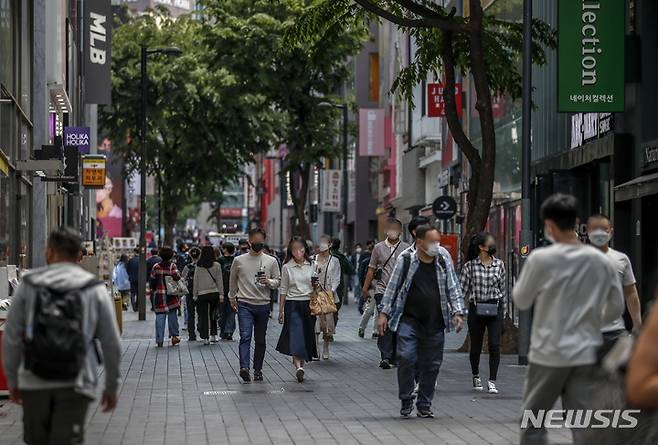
95, 137, 124, 239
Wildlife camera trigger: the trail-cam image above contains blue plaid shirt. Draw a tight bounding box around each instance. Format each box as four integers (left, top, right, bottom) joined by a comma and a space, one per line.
380, 246, 464, 332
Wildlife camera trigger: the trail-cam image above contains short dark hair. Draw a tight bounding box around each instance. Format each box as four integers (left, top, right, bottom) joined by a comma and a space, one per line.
223, 242, 235, 255
48, 227, 83, 261
150, 248, 160, 256
387, 218, 403, 228
331, 238, 341, 250
238, 238, 248, 246
409, 216, 430, 238
541, 194, 579, 231
197, 246, 217, 268
415, 224, 439, 240
248, 228, 266, 239
189, 247, 201, 260
159, 246, 174, 262
587, 213, 610, 225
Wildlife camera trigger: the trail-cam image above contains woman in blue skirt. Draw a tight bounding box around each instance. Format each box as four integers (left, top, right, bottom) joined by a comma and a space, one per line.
276, 237, 317, 382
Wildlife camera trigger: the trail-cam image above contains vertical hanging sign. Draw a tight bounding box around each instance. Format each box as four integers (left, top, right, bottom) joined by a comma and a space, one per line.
84, 0, 112, 104
558, 0, 625, 112
358, 109, 385, 156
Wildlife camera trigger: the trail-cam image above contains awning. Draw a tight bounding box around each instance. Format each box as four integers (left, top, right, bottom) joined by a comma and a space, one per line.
615, 171, 658, 202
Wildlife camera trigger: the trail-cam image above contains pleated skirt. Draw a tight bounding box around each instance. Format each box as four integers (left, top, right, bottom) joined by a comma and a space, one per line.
276, 300, 318, 361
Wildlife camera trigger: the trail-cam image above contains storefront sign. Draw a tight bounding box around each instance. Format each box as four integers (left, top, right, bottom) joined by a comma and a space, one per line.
558, 0, 625, 112
427, 83, 463, 118
358, 109, 385, 157
570, 112, 613, 149
438, 169, 450, 188
321, 169, 342, 212
642, 140, 658, 171
81, 155, 106, 188
219, 208, 243, 219
84, 0, 112, 104
64, 127, 91, 153
432, 196, 457, 220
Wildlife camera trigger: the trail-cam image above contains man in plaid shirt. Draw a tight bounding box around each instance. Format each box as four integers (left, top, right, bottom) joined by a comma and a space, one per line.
377, 225, 464, 418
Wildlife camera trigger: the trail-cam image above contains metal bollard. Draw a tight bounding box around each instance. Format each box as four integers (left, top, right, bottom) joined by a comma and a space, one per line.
114, 292, 123, 334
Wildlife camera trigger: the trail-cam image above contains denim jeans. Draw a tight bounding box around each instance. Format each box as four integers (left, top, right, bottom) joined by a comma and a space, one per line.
396, 316, 445, 410
237, 302, 270, 370
220, 301, 236, 337
375, 293, 396, 361
155, 309, 179, 343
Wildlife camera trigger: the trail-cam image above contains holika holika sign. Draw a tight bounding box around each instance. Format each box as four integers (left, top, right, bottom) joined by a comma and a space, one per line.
558, 0, 625, 112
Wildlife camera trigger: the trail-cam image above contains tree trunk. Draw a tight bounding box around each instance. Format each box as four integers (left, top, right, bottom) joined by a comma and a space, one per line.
290, 162, 312, 240
163, 200, 179, 246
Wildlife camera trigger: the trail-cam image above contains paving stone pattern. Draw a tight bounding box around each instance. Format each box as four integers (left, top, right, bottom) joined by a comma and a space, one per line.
0, 304, 573, 445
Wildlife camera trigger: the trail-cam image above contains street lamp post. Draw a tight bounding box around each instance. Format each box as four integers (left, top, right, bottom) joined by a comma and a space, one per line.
137, 46, 182, 321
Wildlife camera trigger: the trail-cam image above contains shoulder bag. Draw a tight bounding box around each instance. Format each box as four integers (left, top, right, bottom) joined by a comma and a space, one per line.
310, 257, 338, 316
164, 264, 187, 296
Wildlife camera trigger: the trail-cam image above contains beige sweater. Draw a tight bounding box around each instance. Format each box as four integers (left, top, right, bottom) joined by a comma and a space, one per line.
192, 262, 224, 300
229, 253, 280, 305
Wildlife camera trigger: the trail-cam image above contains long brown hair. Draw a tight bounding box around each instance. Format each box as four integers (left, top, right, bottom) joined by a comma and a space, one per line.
285, 237, 311, 264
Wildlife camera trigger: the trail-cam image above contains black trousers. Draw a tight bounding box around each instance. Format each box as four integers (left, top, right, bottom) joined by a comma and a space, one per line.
186, 294, 197, 339
197, 293, 219, 339
22, 388, 91, 445
467, 301, 503, 380
374, 293, 396, 362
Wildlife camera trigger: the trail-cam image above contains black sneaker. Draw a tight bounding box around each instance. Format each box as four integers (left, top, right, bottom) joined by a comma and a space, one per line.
379, 359, 392, 370
417, 408, 434, 418
400, 400, 414, 418
253, 370, 264, 381
239, 368, 251, 382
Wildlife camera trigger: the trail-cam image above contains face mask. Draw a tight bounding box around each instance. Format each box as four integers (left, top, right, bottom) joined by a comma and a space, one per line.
292, 248, 305, 261
424, 242, 441, 257
487, 245, 497, 256
588, 229, 611, 247
355, 248, 362, 254
387, 230, 400, 241
251, 242, 265, 253
318, 243, 330, 252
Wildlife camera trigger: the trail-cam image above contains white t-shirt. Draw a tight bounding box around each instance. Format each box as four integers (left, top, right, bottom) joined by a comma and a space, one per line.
512, 243, 624, 367
601, 248, 636, 333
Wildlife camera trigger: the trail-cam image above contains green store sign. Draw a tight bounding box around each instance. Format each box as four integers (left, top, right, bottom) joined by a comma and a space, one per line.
558, 0, 625, 113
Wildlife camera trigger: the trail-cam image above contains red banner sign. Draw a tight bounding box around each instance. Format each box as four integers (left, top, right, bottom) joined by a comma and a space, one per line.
427, 83, 462, 118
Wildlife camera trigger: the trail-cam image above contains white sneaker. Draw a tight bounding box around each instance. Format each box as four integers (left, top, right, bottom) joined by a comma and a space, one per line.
473, 376, 484, 391
210, 335, 218, 343
487, 380, 498, 394
203, 339, 210, 346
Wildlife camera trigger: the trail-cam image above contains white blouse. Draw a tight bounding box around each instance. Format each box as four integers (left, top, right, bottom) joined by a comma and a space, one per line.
280, 260, 314, 301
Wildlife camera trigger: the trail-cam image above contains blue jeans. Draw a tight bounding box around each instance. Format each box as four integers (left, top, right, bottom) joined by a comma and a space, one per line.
237, 302, 270, 371
396, 316, 445, 409
155, 310, 179, 343
220, 302, 236, 337
375, 293, 396, 361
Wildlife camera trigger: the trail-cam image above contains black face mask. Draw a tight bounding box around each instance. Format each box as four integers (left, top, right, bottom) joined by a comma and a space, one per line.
251, 242, 265, 253
487, 245, 497, 256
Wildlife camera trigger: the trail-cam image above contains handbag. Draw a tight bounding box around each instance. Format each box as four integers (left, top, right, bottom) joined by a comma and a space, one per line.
165, 275, 187, 296
473, 299, 499, 317
310, 257, 338, 316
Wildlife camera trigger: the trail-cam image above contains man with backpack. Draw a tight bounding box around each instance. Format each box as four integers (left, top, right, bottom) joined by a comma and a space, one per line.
3, 227, 122, 444
377, 224, 464, 418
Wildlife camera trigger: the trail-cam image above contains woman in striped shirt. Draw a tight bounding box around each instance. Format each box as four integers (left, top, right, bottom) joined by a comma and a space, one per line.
461, 232, 506, 395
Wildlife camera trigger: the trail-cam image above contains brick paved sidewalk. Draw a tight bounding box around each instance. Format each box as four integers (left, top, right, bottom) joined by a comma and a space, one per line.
0, 302, 573, 445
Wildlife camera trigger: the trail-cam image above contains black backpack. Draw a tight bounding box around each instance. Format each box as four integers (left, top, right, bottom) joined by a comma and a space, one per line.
24, 278, 102, 380
185, 263, 197, 297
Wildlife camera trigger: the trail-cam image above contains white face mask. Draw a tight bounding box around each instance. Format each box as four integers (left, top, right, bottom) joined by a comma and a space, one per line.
588, 229, 611, 247
355, 248, 362, 254
318, 243, 330, 252
424, 242, 441, 257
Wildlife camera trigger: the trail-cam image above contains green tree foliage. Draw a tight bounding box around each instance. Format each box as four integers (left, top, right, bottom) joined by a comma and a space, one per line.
288, 0, 556, 256
200, 0, 367, 238
100, 6, 280, 243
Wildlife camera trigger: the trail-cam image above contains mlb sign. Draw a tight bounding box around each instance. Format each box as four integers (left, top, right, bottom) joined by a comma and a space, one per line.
427, 83, 462, 118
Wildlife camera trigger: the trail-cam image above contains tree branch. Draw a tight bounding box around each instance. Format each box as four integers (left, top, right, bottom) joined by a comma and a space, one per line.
353, 0, 466, 32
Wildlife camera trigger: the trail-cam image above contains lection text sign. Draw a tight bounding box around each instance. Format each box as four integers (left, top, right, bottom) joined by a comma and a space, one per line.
558, 0, 624, 112
427, 83, 462, 118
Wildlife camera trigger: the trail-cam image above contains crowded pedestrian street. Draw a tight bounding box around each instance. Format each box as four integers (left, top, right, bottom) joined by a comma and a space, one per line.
1, 305, 571, 445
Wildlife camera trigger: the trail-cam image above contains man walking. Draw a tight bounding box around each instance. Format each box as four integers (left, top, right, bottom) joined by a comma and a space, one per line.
586, 213, 642, 345
362, 218, 409, 368
219, 242, 237, 340
229, 228, 281, 382
377, 224, 464, 418
126, 247, 140, 311
513, 194, 624, 445
349, 243, 363, 295
3, 227, 122, 445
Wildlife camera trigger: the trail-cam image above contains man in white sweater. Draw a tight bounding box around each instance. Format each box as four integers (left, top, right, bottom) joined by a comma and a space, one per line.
513, 194, 624, 445
229, 228, 280, 382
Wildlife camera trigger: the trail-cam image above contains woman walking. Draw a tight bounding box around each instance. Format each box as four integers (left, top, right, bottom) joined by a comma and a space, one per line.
460, 232, 506, 394
193, 246, 224, 345
150, 246, 182, 347
313, 235, 341, 360
276, 237, 318, 382
112, 254, 131, 310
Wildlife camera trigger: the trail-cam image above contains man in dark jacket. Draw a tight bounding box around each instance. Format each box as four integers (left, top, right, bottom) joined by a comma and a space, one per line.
331, 238, 356, 321
146, 248, 162, 282
357, 240, 375, 314
126, 248, 140, 311
218, 242, 236, 340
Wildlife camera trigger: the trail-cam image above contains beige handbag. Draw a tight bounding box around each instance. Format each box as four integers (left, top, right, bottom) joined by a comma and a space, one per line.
309, 257, 337, 316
